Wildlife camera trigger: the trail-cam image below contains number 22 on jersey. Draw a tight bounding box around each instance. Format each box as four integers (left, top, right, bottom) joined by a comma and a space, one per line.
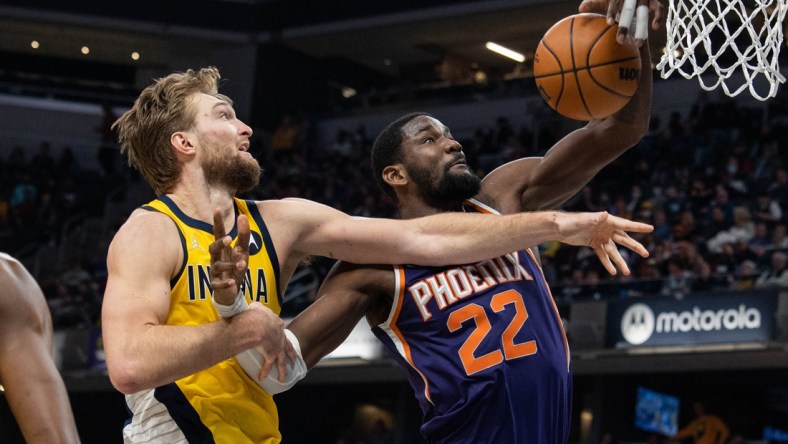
447, 289, 536, 376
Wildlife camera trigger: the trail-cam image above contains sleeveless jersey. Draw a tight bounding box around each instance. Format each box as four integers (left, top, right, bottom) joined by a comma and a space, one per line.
122, 196, 282, 444
372, 198, 572, 444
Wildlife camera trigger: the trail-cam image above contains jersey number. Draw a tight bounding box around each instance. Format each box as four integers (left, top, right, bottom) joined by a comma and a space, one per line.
446, 289, 536, 376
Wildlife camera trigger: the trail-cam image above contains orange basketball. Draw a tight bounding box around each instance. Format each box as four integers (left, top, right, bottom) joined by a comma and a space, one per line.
533, 13, 641, 121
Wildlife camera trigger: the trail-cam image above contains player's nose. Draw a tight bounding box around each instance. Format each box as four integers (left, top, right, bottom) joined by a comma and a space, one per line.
446, 138, 463, 153
238, 120, 253, 137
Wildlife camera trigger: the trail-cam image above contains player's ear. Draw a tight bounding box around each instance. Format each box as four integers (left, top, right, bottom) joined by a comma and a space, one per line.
382, 164, 407, 187
171, 131, 196, 155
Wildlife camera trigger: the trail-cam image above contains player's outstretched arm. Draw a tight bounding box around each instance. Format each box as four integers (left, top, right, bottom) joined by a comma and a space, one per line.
270, 199, 651, 274
0, 255, 81, 444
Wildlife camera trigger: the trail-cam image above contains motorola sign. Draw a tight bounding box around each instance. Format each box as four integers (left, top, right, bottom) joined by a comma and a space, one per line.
607, 291, 778, 348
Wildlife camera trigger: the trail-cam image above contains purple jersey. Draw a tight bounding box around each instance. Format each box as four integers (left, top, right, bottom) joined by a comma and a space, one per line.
372, 199, 572, 444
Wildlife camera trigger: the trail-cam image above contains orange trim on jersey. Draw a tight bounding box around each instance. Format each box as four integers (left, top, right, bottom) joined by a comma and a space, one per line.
463, 198, 497, 215
524, 248, 571, 371
390, 266, 434, 405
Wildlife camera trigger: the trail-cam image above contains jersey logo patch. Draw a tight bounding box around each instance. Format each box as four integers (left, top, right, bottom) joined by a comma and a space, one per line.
249, 231, 263, 256
190, 235, 207, 253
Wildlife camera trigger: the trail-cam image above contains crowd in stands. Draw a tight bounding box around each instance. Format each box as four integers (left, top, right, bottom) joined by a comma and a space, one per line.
0, 136, 125, 330
1, 86, 787, 330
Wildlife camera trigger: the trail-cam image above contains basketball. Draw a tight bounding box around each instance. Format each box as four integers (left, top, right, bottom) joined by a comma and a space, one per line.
533, 13, 641, 121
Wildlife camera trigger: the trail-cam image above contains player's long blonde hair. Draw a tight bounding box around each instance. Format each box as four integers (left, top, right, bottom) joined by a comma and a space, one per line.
113, 67, 231, 195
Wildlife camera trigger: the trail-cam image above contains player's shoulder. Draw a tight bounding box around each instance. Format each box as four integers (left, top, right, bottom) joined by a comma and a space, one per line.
117, 207, 177, 234
0, 252, 21, 268
0, 253, 36, 287
0, 254, 45, 325
0, 253, 27, 288
110, 208, 181, 257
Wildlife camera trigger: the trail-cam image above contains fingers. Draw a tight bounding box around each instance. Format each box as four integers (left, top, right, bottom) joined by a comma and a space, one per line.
211, 278, 237, 291
611, 230, 650, 257
634, 0, 650, 46
617, 0, 637, 43
275, 354, 288, 383
258, 350, 276, 380
594, 242, 617, 275
212, 208, 227, 241
607, 240, 632, 275
235, 214, 251, 257
208, 235, 231, 259
651, 0, 664, 30
578, 0, 610, 15
607, 0, 622, 24
609, 215, 654, 233
594, 239, 634, 276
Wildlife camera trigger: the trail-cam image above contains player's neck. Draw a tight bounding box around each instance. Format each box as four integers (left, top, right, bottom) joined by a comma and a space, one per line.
398, 199, 463, 220
167, 181, 236, 223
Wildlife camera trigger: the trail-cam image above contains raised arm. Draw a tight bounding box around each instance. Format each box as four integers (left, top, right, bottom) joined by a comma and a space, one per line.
0, 254, 81, 444
101, 210, 285, 393
271, 199, 652, 275
480, 3, 659, 213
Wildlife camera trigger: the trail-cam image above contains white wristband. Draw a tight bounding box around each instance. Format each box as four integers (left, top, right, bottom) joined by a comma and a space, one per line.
212, 289, 249, 318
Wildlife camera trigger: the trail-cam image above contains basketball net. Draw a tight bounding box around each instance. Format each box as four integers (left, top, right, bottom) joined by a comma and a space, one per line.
657, 0, 788, 101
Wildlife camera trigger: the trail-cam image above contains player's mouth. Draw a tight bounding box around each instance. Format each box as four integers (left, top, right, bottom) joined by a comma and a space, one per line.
449, 156, 468, 169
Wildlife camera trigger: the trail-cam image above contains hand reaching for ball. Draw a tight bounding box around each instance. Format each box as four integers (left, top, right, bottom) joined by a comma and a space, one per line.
579, 0, 664, 47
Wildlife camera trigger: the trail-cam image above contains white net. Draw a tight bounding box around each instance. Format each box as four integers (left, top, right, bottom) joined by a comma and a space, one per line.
657, 0, 788, 100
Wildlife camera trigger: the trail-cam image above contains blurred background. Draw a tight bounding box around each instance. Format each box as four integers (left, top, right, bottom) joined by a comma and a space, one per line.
0, 0, 787, 443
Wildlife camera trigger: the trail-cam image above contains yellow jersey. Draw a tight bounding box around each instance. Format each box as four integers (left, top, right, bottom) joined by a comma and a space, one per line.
122, 196, 282, 444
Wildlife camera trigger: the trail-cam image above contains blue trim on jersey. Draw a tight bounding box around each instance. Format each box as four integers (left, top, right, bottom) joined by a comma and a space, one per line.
245, 199, 281, 304
142, 205, 188, 288
154, 383, 215, 443
157, 195, 239, 238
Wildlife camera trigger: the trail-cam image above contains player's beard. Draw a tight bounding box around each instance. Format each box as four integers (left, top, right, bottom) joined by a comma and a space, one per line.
201, 139, 262, 193
406, 159, 480, 211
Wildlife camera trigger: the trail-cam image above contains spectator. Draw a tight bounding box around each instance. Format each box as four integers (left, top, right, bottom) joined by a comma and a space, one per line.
730, 259, 758, 291
755, 251, 788, 290
768, 168, 788, 210
751, 192, 783, 228
271, 114, 302, 153
707, 206, 754, 254
661, 258, 694, 298
652, 209, 672, 242
335, 404, 394, 444
770, 224, 788, 250
670, 401, 729, 444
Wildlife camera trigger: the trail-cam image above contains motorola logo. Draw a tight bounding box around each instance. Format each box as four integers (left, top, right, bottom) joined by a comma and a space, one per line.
621, 303, 655, 345
619, 302, 764, 345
